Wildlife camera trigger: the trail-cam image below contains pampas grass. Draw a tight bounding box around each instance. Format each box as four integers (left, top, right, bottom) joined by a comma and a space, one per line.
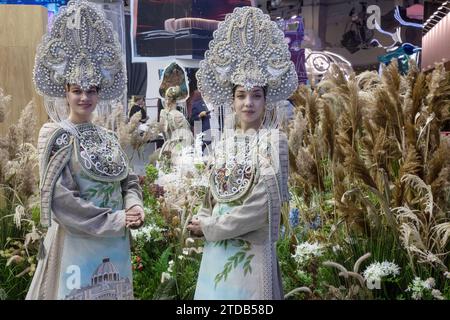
1, 101, 39, 206
0, 97, 42, 292
93, 103, 163, 161
0, 88, 11, 123
287, 61, 450, 281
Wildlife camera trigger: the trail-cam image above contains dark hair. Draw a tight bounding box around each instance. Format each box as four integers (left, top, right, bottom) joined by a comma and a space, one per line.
232, 85, 267, 99
65, 83, 100, 93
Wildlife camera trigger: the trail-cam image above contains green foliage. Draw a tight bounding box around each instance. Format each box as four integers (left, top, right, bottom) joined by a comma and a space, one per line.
132, 246, 172, 300
0, 205, 41, 300
145, 164, 159, 184
152, 278, 177, 300
173, 254, 201, 300
277, 237, 303, 296
0, 256, 32, 300
31, 206, 40, 226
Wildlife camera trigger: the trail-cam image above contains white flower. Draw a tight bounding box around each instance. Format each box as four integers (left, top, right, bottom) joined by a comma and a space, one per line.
424, 277, 435, 289
161, 272, 172, 283
14, 205, 25, 229
363, 261, 400, 284
411, 291, 422, 300
406, 277, 439, 300
156, 171, 183, 186
167, 259, 174, 273
130, 223, 164, 242
332, 244, 341, 254
178, 255, 184, 260
191, 175, 209, 187
296, 270, 309, 278
431, 289, 444, 300
182, 248, 190, 255
292, 241, 323, 266
444, 271, 450, 279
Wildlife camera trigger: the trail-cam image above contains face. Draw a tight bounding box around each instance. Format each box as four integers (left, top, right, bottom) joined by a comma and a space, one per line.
233, 86, 265, 131
137, 98, 145, 107
66, 84, 98, 122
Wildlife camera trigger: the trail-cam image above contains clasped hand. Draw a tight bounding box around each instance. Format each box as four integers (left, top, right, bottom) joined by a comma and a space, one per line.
186, 218, 203, 237
125, 205, 145, 229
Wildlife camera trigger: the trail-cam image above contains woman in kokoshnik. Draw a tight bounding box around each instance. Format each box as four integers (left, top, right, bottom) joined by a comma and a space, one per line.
26, 0, 144, 300
187, 7, 298, 300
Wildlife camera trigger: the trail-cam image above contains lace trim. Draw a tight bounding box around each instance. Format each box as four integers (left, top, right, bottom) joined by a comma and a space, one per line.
262, 177, 274, 300
73, 123, 128, 182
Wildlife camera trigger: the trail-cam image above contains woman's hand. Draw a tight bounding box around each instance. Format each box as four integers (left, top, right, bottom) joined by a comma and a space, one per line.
187, 218, 204, 237
126, 205, 145, 229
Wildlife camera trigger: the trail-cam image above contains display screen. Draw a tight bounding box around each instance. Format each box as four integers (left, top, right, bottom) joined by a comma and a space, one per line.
131, 0, 251, 60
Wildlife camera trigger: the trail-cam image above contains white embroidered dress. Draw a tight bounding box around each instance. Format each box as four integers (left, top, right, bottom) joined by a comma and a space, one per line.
26, 122, 142, 300
194, 129, 288, 300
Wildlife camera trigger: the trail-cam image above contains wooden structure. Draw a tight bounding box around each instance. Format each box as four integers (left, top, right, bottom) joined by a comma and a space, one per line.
0, 5, 48, 137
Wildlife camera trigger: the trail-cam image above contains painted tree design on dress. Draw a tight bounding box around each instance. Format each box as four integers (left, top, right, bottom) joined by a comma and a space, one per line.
214, 239, 255, 287
80, 172, 121, 208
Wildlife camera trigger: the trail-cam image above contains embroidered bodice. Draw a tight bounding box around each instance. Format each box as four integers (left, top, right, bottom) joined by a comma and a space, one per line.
210, 130, 274, 203
51, 122, 128, 182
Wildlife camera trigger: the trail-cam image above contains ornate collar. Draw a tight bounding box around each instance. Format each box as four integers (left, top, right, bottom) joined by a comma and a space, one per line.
72, 122, 129, 182
210, 134, 257, 203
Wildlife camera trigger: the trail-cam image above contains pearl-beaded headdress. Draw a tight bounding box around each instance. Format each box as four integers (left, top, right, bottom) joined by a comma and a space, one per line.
197, 6, 298, 109
33, 0, 126, 122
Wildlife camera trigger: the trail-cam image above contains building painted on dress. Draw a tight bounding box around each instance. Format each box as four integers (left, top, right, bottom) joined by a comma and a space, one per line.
65, 258, 133, 300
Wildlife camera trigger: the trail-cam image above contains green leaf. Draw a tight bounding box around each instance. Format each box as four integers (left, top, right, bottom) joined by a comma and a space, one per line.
152, 278, 177, 300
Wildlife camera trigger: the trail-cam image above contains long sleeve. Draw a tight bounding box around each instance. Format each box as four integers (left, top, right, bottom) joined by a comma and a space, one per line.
51, 165, 126, 237
121, 171, 143, 210
198, 176, 269, 242
190, 102, 207, 123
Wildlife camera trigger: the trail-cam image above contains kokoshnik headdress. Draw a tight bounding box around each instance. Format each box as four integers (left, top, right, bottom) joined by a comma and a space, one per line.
33, 0, 129, 186
196, 6, 298, 127
197, 9, 292, 266
33, 0, 126, 123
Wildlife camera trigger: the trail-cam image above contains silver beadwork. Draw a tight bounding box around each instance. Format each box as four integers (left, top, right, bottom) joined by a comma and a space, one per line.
210, 134, 256, 202
33, 0, 126, 101
197, 7, 298, 108
73, 122, 128, 181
